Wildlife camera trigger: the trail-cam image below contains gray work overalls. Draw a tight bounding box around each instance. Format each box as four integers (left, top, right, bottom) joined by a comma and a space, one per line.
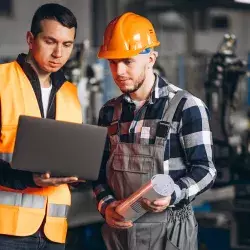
102, 91, 198, 250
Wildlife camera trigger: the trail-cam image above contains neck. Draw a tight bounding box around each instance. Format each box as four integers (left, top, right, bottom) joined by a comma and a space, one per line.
26, 52, 51, 88
129, 71, 155, 101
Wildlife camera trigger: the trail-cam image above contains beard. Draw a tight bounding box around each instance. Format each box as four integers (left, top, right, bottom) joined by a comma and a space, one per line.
119, 68, 146, 94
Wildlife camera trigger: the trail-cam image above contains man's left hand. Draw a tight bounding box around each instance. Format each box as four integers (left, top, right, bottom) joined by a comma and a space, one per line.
141, 196, 171, 213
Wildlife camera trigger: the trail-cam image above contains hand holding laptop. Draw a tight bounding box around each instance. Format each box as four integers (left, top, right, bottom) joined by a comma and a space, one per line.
33, 172, 79, 187
12, 116, 107, 181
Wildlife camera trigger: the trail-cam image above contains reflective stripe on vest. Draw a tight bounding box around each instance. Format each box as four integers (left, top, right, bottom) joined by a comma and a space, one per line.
0, 153, 13, 163
0, 191, 45, 208
48, 203, 69, 218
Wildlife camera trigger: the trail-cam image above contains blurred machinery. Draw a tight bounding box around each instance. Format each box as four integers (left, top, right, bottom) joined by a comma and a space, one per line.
205, 33, 248, 185
195, 34, 250, 250
63, 41, 104, 125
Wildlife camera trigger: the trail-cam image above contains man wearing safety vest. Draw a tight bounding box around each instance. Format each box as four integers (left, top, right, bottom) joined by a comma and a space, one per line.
93, 12, 217, 250
0, 3, 82, 250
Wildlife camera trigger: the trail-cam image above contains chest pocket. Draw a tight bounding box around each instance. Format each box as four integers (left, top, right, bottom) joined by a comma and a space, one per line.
108, 153, 154, 200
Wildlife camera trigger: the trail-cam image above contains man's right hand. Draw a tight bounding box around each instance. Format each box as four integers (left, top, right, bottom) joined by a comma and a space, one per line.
105, 201, 133, 229
33, 172, 79, 187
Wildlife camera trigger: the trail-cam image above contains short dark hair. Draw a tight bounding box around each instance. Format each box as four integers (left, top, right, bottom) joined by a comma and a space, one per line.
31, 3, 77, 37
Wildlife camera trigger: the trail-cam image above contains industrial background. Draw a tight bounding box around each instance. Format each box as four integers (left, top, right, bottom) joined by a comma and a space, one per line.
1, 0, 250, 249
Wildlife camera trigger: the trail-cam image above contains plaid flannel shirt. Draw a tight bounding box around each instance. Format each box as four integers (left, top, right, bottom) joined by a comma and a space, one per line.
93, 74, 216, 216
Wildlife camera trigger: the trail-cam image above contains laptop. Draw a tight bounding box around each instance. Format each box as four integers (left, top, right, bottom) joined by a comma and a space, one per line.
12, 115, 107, 181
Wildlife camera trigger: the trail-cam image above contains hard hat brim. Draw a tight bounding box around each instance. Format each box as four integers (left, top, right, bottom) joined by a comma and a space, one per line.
98, 42, 160, 59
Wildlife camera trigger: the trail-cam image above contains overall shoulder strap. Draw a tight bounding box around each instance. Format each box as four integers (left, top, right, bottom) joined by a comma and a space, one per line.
155, 90, 188, 145
107, 96, 123, 144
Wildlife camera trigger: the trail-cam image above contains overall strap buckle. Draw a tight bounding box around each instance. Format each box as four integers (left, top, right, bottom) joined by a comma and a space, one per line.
156, 121, 170, 138
108, 120, 119, 136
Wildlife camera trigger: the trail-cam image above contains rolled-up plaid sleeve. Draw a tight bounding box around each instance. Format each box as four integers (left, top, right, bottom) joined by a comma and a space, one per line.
170, 95, 217, 205
92, 106, 116, 216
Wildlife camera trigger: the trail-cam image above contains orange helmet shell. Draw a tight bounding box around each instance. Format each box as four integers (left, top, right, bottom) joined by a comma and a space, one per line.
98, 12, 160, 59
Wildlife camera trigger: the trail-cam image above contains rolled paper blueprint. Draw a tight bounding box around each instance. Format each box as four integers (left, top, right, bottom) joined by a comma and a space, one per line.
116, 174, 175, 222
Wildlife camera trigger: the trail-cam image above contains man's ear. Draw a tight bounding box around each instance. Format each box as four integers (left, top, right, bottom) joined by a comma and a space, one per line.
26, 31, 34, 50
148, 51, 158, 68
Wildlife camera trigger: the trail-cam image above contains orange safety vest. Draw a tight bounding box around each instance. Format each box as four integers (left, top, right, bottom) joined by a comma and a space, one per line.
0, 61, 82, 243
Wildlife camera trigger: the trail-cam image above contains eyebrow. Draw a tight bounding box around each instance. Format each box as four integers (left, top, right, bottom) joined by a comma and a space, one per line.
44, 36, 74, 44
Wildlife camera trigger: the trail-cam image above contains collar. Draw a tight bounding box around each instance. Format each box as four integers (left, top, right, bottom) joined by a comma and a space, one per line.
16, 53, 67, 91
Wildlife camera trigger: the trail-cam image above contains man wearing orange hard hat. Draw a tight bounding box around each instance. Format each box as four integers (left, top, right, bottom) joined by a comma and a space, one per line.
93, 12, 216, 250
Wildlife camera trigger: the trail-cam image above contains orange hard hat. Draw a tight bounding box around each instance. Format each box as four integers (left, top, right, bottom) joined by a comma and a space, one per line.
98, 12, 160, 59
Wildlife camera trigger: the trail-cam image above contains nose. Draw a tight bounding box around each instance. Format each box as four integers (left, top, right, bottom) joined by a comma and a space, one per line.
116, 62, 126, 76
52, 44, 62, 58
